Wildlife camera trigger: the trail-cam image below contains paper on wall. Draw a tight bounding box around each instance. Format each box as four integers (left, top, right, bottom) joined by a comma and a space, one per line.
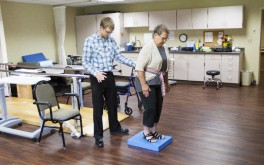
205, 32, 213, 42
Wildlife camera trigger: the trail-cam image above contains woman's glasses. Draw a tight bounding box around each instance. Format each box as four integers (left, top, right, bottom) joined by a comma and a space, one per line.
159, 35, 169, 41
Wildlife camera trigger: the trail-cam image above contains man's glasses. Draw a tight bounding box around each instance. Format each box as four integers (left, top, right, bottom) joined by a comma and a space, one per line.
104, 28, 112, 34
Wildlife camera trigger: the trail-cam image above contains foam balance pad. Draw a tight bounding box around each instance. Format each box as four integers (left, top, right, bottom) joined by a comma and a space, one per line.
127, 131, 173, 152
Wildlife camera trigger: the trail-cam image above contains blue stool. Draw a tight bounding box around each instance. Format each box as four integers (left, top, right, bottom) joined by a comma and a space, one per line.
203, 70, 222, 90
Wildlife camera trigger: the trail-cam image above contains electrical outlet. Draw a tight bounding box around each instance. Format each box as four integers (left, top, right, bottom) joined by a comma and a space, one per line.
248, 38, 252, 43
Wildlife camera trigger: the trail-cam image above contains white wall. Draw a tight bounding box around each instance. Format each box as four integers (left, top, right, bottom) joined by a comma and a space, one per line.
1, 2, 57, 63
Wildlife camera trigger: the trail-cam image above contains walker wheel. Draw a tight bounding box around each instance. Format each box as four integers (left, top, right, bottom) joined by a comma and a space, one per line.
138, 101, 142, 110
125, 107, 133, 115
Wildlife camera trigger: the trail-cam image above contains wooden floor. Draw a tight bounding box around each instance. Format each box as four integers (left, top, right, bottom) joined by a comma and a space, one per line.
1, 75, 264, 165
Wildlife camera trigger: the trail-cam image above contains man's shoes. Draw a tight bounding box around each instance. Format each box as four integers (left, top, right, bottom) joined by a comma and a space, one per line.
95, 138, 104, 148
110, 128, 129, 135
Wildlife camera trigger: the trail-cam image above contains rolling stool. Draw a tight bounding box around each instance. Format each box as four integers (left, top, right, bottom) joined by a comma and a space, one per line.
203, 70, 223, 90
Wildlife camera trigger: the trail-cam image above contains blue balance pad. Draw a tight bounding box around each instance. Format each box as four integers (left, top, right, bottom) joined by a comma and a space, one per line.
127, 131, 173, 152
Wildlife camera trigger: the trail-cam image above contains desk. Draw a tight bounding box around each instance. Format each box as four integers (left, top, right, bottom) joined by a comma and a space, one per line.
0, 76, 52, 140
12, 66, 87, 107
0, 76, 51, 99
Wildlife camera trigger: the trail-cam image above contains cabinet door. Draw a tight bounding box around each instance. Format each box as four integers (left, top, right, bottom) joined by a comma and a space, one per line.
208, 7, 224, 29
188, 54, 205, 81
149, 10, 176, 31
149, 11, 163, 31
221, 55, 240, 83
75, 15, 97, 55
124, 13, 136, 27
177, 9, 192, 30
192, 8, 208, 29
224, 6, 243, 28
163, 10, 177, 30
173, 54, 188, 80
208, 5, 243, 29
124, 12, 148, 27
204, 54, 222, 79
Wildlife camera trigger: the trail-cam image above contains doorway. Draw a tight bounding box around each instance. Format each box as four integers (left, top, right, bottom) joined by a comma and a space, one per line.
260, 9, 264, 85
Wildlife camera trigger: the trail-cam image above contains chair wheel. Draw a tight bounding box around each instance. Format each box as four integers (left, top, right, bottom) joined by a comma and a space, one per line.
125, 107, 132, 115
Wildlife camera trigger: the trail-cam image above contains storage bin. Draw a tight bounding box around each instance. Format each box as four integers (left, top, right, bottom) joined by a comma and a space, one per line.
241, 71, 252, 86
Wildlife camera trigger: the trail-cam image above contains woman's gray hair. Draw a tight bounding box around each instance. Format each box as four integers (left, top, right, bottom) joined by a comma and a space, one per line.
153, 24, 169, 37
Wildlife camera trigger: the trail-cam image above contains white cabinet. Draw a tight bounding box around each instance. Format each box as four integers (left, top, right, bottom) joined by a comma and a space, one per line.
208, 5, 243, 29
204, 54, 222, 80
224, 6, 243, 28
177, 9, 192, 30
75, 15, 97, 55
221, 54, 240, 83
191, 8, 208, 29
188, 54, 205, 81
122, 52, 241, 84
149, 10, 176, 31
177, 8, 208, 30
166, 53, 241, 84
173, 54, 188, 80
204, 54, 241, 84
173, 54, 204, 81
124, 12, 148, 27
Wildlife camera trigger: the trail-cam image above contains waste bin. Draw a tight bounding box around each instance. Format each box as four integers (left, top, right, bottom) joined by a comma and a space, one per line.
241, 71, 252, 86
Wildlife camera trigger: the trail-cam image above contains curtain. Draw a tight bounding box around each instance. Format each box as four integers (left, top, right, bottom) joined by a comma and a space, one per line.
53, 6, 67, 66
0, 4, 10, 96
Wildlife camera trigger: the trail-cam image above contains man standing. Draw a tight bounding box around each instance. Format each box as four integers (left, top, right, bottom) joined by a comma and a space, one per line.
82, 17, 136, 147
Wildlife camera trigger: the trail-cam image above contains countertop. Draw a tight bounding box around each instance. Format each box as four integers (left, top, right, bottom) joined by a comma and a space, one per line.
122, 50, 243, 55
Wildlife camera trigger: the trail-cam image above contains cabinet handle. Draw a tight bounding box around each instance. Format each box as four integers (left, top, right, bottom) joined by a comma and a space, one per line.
228, 68, 233, 71
227, 76, 232, 80
228, 62, 233, 65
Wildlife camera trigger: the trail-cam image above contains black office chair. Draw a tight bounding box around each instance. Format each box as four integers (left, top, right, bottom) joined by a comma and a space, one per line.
203, 70, 223, 90
33, 81, 83, 148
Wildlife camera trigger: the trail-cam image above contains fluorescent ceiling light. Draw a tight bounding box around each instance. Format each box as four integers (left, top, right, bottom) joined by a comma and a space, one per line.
98, 0, 125, 2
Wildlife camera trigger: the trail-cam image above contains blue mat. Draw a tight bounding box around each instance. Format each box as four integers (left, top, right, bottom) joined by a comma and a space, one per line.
127, 131, 173, 152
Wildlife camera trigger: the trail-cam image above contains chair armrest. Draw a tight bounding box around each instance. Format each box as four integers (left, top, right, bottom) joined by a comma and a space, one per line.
33, 101, 52, 108
33, 101, 53, 120
61, 93, 80, 110
62, 93, 79, 97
